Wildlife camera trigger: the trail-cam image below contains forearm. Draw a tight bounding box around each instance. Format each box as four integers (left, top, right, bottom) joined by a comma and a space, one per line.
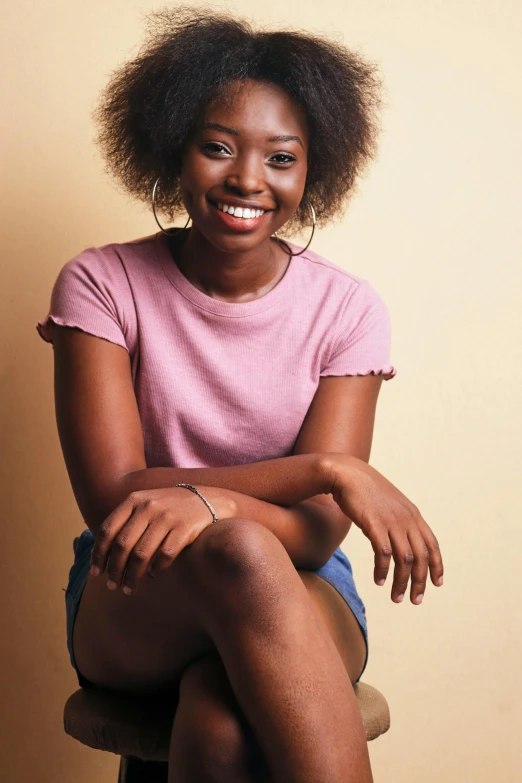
116, 454, 333, 510
219, 488, 353, 570
89, 455, 344, 567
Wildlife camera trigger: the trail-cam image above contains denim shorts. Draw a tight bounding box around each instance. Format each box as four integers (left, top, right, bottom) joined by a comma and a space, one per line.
65, 529, 369, 688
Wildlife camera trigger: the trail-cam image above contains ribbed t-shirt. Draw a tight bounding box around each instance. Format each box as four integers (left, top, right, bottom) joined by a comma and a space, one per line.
36, 231, 396, 469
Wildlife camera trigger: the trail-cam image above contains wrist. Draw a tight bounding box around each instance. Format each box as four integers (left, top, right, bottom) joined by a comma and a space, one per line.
317, 453, 356, 497
192, 486, 238, 520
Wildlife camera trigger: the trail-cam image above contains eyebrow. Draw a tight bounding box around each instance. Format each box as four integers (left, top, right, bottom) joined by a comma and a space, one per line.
200, 122, 304, 150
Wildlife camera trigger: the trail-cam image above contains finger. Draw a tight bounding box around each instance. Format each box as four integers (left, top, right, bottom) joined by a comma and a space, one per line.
90, 496, 136, 576
104, 510, 151, 590
146, 527, 189, 578
389, 527, 414, 603
121, 522, 173, 594
367, 521, 393, 586
406, 525, 430, 605
146, 520, 215, 583
416, 516, 444, 586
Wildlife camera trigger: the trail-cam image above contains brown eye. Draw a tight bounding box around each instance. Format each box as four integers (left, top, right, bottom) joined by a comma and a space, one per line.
270, 153, 296, 164
202, 142, 230, 155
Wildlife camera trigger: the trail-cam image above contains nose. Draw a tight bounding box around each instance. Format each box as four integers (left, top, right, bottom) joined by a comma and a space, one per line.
224, 151, 265, 195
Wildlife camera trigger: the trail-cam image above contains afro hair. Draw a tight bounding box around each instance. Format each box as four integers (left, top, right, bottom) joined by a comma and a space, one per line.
93, 5, 384, 235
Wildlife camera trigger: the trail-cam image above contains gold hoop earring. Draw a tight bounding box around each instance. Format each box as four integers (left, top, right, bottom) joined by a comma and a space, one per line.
152, 177, 191, 235
272, 204, 316, 257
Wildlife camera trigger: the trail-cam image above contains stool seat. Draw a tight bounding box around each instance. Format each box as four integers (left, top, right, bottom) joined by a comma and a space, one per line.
64, 681, 390, 762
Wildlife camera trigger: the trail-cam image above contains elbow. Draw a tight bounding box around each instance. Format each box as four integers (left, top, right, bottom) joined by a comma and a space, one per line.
286, 498, 353, 571
311, 510, 353, 570
74, 486, 128, 537
78, 505, 111, 538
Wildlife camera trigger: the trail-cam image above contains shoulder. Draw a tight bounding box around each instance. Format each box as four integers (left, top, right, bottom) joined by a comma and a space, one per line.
51, 233, 163, 303
288, 243, 364, 283
287, 242, 389, 311
38, 235, 158, 352
289, 247, 396, 379
62, 232, 159, 274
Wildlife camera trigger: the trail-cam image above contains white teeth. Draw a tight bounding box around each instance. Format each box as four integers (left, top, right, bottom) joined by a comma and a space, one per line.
217, 202, 265, 218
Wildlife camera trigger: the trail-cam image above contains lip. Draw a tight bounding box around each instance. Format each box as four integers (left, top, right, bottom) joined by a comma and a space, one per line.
207, 199, 271, 232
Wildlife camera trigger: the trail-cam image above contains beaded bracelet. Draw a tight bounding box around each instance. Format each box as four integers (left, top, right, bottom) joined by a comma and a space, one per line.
174, 483, 220, 523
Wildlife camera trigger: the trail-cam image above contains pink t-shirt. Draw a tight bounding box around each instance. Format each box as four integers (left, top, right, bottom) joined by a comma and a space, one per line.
37, 232, 396, 468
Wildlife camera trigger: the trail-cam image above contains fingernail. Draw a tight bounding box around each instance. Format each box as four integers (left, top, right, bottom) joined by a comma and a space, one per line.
396, 593, 404, 603
90, 566, 100, 576
107, 580, 117, 590
122, 586, 133, 595
415, 593, 424, 604
376, 578, 385, 586
437, 575, 444, 585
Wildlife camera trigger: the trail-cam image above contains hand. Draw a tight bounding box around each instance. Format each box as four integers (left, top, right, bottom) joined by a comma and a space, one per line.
89, 486, 232, 595
329, 457, 444, 605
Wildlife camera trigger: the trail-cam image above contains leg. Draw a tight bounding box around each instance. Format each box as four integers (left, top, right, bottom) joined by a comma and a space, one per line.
168, 574, 368, 783
73, 518, 372, 782
297, 570, 368, 685
169, 653, 270, 783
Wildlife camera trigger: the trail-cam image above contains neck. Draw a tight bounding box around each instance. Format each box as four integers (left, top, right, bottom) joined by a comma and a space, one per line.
169, 228, 290, 303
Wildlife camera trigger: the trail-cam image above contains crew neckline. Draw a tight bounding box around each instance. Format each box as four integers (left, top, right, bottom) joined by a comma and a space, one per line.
156, 231, 301, 317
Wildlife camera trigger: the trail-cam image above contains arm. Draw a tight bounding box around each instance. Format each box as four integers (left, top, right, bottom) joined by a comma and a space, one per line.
221, 373, 383, 568
52, 326, 338, 568
284, 373, 384, 565
54, 325, 443, 604
116, 369, 385, 568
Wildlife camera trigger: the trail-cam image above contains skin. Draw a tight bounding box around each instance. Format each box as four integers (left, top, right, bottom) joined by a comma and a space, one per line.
52, 78, 443, 782
171, 79, 309, 301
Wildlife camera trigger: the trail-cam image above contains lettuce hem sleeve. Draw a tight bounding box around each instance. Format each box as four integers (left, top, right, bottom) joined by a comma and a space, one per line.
36, 315, 129, 351
320, 365, 397, 381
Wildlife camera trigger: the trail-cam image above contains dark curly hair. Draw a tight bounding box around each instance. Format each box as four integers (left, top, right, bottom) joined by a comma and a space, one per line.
93, 5, 384, 235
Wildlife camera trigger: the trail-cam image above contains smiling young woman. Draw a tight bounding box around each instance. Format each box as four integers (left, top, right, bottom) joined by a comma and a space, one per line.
36, 6, 443, 783
165, 78, 310, 303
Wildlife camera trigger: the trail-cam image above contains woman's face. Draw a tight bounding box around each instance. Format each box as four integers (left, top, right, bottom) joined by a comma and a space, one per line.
179, 78, 309, 254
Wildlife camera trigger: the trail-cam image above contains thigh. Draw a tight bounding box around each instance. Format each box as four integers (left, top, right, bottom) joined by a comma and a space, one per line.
72, 521, 365, 693
297, 571, 368, 685
72, 539, 217, 693
71, 516, 302, 693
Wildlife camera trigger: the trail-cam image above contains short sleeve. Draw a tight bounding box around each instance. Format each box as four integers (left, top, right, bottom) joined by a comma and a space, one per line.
320, 279, 397, 380
36, 245, 136, 352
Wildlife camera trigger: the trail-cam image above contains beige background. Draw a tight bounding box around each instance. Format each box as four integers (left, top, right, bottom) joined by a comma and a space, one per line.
2, 1, 521, 780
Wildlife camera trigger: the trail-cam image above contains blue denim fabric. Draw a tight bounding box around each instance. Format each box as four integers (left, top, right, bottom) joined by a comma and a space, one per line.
314, 547, 369, 682
65, 529, 96, 687
65, 529, 369, 687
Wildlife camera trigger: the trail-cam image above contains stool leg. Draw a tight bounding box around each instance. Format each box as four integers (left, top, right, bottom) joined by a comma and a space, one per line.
118, 756, 169, 782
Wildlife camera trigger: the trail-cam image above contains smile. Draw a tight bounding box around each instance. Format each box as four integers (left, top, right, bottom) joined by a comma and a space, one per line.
207, 199, 272, 231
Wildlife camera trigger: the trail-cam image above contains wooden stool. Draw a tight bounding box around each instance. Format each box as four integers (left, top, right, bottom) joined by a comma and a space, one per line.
64, 682, 390, 781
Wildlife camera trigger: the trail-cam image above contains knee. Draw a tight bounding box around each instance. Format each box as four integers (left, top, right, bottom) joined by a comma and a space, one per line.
187, 517, 286, 586
176, 518, 295, 624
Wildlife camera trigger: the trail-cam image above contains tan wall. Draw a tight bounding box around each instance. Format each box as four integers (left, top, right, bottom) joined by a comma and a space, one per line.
2, 1, 520, 780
